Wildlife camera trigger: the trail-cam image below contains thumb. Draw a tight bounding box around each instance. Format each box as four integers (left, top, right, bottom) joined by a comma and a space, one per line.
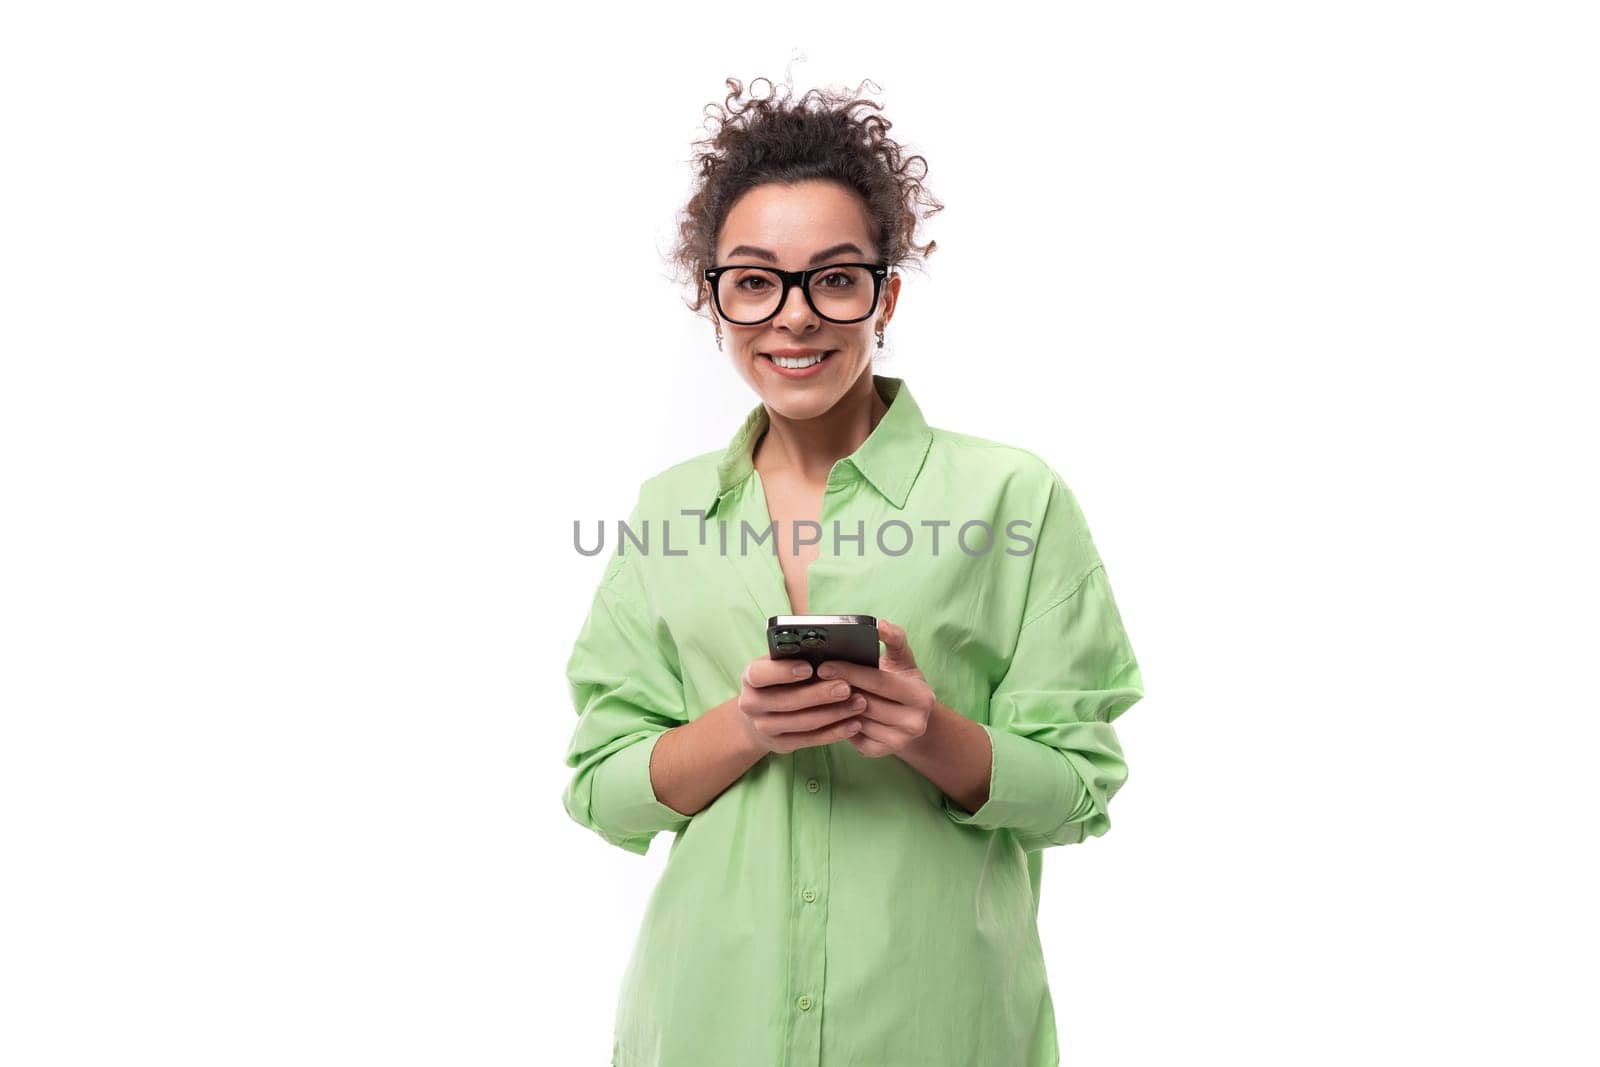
876, 618, 918, 671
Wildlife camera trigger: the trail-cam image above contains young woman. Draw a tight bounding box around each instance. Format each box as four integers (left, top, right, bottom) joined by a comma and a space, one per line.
563, 76, 1145, 1067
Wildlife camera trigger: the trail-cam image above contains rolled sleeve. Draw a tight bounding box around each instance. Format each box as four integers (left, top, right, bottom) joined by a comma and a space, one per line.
562, 549, 693, 856
944, 565, 1143, 849
942, 468, 1146, 851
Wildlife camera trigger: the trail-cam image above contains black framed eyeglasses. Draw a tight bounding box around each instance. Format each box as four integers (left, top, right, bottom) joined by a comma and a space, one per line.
703, 262, 889, 326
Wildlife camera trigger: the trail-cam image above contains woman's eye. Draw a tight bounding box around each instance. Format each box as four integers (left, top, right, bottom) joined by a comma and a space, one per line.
816, 272, 855, 289
736, 276, 774, 291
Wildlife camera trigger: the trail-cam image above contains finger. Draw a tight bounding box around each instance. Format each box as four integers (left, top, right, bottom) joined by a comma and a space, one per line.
847, 713, 909, 759
846, 692, 917, 730
849, 712, 903, 742
751, 677, 858, 715
843, 721, 892, 758
755, 693, 867, 735
770, 710, 865, 752
876, 618, 919, 671
746, 656, 818, 689
814, 660, 921, 706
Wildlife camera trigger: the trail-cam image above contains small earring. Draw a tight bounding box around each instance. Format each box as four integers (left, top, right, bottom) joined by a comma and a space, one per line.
715, 332, 724, 351
875, 329, 885, 350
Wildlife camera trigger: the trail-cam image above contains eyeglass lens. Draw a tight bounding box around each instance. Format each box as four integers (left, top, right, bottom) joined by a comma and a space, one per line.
715, 266, 876, 324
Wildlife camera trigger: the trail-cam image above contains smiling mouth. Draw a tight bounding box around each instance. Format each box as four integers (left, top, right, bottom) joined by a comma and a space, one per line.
764, 350, 836, 369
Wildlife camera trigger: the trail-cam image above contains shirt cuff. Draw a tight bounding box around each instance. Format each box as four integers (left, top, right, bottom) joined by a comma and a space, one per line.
940, 722, 1086, 841
590, 730, 694, 854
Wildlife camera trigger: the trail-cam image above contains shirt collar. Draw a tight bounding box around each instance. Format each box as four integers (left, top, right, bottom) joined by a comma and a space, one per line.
707, 374, 934, 516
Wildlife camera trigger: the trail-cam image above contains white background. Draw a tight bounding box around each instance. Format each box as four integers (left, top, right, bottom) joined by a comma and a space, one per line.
3, 3, 1596, 1064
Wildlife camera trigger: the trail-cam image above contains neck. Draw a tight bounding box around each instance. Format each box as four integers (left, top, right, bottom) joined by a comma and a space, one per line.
754, 370, 889, 484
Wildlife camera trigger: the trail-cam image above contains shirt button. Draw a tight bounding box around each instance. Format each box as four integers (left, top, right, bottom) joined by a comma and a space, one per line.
801, 887, 817, 903
806, 778, 821, 793
797, 994, 813, 1011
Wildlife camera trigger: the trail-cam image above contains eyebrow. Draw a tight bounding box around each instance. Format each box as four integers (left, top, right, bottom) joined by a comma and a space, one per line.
724, 242, 867, 267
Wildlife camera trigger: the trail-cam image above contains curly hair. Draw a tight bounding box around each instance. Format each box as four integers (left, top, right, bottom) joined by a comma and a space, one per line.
669, 75, 944, 317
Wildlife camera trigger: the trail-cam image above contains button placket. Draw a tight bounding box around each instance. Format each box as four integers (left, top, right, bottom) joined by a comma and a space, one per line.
784, 478, 849, 1067
785, 700, 834, 1066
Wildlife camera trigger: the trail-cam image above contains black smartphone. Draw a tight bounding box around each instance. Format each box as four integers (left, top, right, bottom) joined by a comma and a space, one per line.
767, 615, 881, 671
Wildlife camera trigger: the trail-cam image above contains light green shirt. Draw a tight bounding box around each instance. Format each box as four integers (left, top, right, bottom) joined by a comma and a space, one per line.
563, 374, 1144, 1067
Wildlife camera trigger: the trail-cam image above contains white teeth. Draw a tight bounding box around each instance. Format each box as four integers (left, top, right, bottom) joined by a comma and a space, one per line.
770, 352, 827, 369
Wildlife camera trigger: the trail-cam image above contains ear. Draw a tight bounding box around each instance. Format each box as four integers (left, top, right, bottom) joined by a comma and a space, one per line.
879, 270, 902, 322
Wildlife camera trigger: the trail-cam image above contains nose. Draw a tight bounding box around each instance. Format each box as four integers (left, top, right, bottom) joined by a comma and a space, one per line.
773, 277, 819, 329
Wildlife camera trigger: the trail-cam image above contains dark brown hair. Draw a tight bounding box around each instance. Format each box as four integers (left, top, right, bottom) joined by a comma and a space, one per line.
669, 75, 944, 318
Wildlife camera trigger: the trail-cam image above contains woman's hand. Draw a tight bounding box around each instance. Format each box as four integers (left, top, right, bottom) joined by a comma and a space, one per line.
734, 652, 868, 755
822, 618, 936, 759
